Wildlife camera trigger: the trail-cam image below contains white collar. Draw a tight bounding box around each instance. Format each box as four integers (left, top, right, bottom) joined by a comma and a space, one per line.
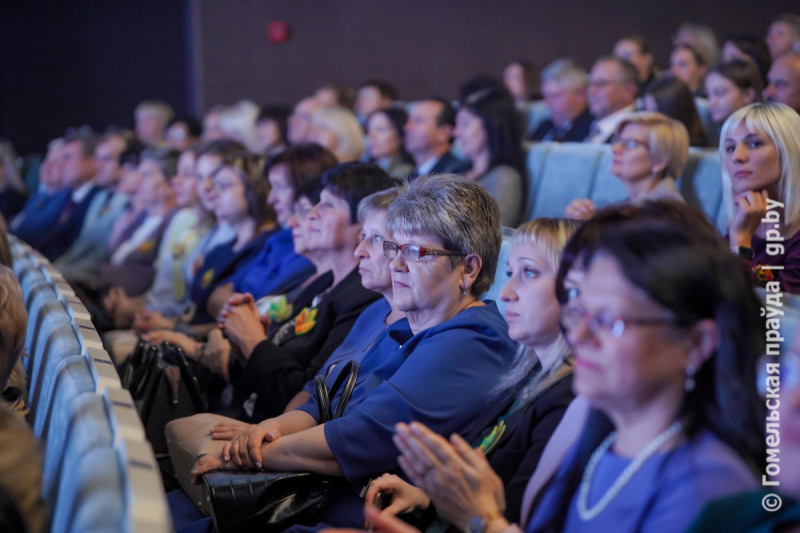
593, 104, 636, 141
416, 154, 441, 176
71, 179, 96, 203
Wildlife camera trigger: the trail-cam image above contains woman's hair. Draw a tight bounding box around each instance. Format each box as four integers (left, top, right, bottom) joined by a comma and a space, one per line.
140, 147, 181, 181
616, 111, 691, 179
643, 75, 710, 147
459, 89, 526, 177
674, 22, 719, 66
0, 141, 25, 194
0, 403, 44, 533
257, 104, 292, 146
167, 114, 202, 139
386, 174, 501, 295
366, 108, 414, 165
494, 218, 581, 410
719, 103, 800, 226
504, 60, 540, 100
296, 175, 324, 206
266, 143, 338, 201
0, 266, 26, 390
311, 107, 365, 163
357, 187, 403, 225
318, 82, 356, 109
319, 162, 397, 223
218, 100, 261, 152
723, 36, 772, 86
214, 151, 274, 224
0, 229, 12, 270
709, 59, 764, 101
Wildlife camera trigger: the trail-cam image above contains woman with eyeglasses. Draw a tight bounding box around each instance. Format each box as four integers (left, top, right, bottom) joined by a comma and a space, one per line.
186, 174, 517, 531
379, 199, 764, 533
565, 112, 688, 220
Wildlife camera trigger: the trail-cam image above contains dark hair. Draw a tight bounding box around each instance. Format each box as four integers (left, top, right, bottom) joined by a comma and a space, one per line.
424, 97, 458, 129
296, 175, 323, 205
723, 36, 771, 86
366, 108, 414, 165
458, 75, 511, 102
118, 140, 145, 167
644, 73, 711, 146
358, 80, 398, 102
319, 162, 397, 223
460, 89, 526, 176
710, 59, 764, 99
215, 151, 274, 224
0, 229, 11, 269
539, 199, 766, 533
318, 82, 355, 109
619, 34, 654, 55
594, 55, 640, 85
196, 139, 246, 159
63, 125, 98, 158
141, 147, 181, 181
167, 114, 202, 138
503, 60, 540, 100
266, 143, 338, 200
673, 44, 708, 67
257, 104, 293, 146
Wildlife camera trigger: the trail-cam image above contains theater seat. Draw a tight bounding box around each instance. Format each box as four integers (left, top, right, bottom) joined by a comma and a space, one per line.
28, 321, 82, 418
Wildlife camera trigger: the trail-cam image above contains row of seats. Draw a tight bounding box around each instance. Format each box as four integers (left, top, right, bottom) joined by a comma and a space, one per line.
10, 236, 171, 533
524, 142, 727, 231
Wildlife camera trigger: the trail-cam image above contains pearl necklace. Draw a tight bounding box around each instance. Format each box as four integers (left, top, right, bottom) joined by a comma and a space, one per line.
577, 420, 684, 521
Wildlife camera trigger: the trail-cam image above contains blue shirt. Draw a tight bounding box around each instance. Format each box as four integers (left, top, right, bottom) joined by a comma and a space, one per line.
297, 301, 517, 482
528, 429, 757, 533
229, 227, 315, 300
300, 297, 393, 395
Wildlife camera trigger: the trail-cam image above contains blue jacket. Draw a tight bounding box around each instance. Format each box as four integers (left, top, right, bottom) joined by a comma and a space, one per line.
35, 185, 104, 261
10, 189, 71, 247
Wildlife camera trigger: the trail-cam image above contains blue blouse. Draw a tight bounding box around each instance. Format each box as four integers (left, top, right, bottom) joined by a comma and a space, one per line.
300, 297, 392, 395
296, 301, 518, 482
527, 429, 757, 533
228, 227, 315, 300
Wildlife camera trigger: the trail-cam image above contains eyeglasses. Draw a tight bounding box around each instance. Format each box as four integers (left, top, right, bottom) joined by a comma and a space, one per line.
210, 179, 237, 192
587, 79, 624, 89
560, 304, 679, 338
610, 135, 649, 150
293, 202, 313, 218
383, 241, 466, 262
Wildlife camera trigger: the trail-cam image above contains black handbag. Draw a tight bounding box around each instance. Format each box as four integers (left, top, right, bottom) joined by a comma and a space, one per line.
202, 361, 361, 533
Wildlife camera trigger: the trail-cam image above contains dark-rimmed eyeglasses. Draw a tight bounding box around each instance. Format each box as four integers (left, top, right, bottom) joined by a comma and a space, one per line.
383, 241, 466, 262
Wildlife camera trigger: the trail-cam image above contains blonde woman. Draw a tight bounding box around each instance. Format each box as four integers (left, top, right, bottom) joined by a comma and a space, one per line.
364, 218, 581, 527
308, 106, 365, 162
566, 112, 688, 220
722, 102, 800, 293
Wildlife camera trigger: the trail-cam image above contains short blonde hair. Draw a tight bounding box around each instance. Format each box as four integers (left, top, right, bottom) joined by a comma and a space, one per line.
719, 103, 800, 226
617, 111, 690, 179
512, 218, 583, 274
0, 266, 26, 389
311, 107, 365, 163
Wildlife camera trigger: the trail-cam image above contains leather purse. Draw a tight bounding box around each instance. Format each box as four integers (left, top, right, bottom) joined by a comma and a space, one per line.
202, 361, 361, 533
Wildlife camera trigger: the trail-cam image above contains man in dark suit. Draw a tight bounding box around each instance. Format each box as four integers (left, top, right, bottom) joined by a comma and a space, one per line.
34, 126, 102, 261
530, 59, 594, 143
404, 98, 469, 179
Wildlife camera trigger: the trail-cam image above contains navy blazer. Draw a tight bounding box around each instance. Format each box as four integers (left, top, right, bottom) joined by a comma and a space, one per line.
408, 151, 470, 180
529, 109, 594, 143
10, 189, 71, 247
35, 185, 104, 261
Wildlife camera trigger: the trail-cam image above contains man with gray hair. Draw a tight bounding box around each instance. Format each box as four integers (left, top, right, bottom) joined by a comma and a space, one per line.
530, 59, 593, 142
134, 100, 174, 147
584, 56, 639, 143
764, 52, 800, 113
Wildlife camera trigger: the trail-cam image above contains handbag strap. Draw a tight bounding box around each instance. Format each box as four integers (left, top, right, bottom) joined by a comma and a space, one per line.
314, 361, 360, 424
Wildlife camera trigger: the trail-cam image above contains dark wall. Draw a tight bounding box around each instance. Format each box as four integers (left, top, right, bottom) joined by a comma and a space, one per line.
0, 0, 189, 156
195, 0, 797, 111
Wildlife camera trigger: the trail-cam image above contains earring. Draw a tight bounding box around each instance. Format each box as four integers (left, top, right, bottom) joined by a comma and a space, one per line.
460, 286, 467, 299
684, 364, 696, 392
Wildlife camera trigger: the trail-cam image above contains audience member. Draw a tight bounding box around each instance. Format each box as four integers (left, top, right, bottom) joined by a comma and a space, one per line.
308, 107, 365, 163
201, 105, 227, 141
134, 100, 174, 147
766, 12, 800, 59
405, 98, 469, 178
642, 74, 711, 146
365, 218, 581, 526
165, 115, 202, 151
315, 82, 356, 109
0, 403, 45, 533
188, 175, 517, 531
503, 60, 539, 105
218, 100, 261, 152
721, 35, 772, 86
55, 130, 132, 280
255, 104, 291, 156
614, 35, 658, 92
705, 60, 763, 127
356, 80, 398, 124
0, 141, 26, 225
455, 89, 526, 227
670, 44, 710, 97
673, 21, 720, 67
764, 52, 800, 113
530, 59, 593, 143
585, 57, 638, 143
289, 97, 326, 144
566, 112, 688, 219
34, 126, 102, 261
366, 108, 415, 178
0, 266, 28, 417
106, 141, 147, 254
722, 103, 800, 294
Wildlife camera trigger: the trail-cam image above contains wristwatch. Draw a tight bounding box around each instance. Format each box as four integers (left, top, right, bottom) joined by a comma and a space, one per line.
733, 246, 754, 259
467, 510, 504, 533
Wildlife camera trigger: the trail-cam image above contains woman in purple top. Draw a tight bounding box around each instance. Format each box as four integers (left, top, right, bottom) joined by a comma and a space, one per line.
723, 102, 800, 294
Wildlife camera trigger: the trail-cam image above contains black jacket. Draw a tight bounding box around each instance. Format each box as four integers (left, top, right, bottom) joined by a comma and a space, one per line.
529, 109, 594, 143
229, 267, 380, 422
408, 151, 470, 180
